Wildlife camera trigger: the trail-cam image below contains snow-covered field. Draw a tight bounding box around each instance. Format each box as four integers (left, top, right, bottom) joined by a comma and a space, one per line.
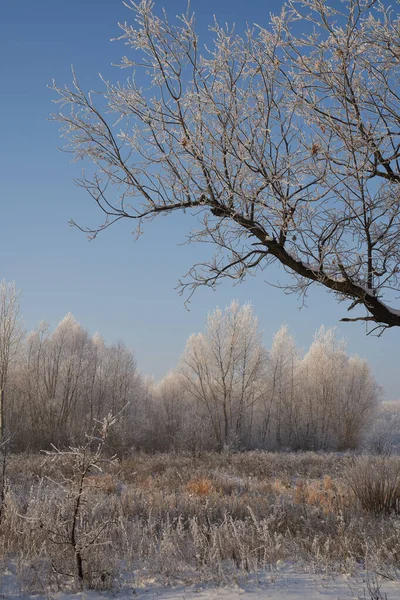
2, 565, 400, 600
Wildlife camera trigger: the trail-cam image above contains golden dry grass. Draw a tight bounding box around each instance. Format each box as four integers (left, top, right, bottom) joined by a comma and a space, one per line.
186, 477, 216, 496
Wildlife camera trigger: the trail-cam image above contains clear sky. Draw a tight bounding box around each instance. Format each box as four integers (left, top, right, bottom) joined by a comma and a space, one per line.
1, 0, 399, 400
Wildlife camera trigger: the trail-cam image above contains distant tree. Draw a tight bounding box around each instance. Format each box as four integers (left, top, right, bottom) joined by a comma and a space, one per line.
364, 401, 400, 455
84, 332, 106, 424
101, 340, 144, 453
297, 327, 380, 450
151, 372, 187, 451
259, 325, 300, 448
15, 315, 142, 450
180, 301, 267, 449
335, 355, 381, 449
53, 0, 400, 331
16, 314, 92, 446
0, 280, 24, 437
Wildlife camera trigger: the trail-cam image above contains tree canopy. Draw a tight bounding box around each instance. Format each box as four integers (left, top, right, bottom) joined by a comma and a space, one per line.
52, 0, 400, 331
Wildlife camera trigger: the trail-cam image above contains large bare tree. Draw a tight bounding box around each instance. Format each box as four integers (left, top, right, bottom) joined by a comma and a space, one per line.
52, 0, 400, 331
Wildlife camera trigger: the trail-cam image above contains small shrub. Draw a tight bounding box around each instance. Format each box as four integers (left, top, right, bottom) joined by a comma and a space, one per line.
345, 456, 400, 515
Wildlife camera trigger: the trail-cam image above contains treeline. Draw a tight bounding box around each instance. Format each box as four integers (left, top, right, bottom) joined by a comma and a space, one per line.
2, 287, 382, 452
150, 302, 380, 453
7, 314, 146, 451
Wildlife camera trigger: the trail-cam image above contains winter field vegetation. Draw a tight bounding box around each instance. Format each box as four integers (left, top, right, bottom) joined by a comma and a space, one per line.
2, 449, 400, 598
0, 282, 400, 597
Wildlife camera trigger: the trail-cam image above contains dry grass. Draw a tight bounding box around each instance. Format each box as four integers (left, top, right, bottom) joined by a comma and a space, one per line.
186, 477, 216, 496
293, 475, 353, 515
85, 473, 118, 494
0, 450, 399, 593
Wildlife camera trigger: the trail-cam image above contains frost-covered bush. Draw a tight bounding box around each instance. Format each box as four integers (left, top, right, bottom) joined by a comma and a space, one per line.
345, 455, 400, 515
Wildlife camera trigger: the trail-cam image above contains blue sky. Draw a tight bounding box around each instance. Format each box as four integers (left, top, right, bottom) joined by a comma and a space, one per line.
1, 0, 399, 399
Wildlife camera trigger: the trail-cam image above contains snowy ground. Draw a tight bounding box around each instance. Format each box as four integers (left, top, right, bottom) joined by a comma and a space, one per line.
2, 565, 400, 600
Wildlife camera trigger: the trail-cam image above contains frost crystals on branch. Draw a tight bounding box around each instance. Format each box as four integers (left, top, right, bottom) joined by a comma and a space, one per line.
52, 0, 400, 331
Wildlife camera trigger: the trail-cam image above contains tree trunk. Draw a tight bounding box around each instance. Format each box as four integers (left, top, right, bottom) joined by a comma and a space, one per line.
0, 389, 4, 440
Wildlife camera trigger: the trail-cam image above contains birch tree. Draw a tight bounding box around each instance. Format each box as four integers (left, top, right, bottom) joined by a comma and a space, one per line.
52, 0, 400, 331
180, 301, 267, 449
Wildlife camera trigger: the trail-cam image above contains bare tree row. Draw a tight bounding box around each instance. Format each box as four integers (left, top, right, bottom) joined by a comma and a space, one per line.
0, 281, 380, 452
4, 310, 145, 452
151, 301, 380, 453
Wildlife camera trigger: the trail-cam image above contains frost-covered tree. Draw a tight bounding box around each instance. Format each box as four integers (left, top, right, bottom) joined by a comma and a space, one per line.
296, 328, 380, 450
335, 355, 381, 449
83, 332, 106, 424
364, 401, 400, 454
15, 315, 142, 450
0, 281, 24, 437
16, 315, 93, 445
150, 372, 187, 451
101, 340, 144, 452
259, 325, 300, 448
180, 301, 267, 449
53, 0, 400, 331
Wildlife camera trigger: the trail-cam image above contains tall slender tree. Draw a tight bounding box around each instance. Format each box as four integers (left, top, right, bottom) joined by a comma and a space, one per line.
0, 281, 24, 437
